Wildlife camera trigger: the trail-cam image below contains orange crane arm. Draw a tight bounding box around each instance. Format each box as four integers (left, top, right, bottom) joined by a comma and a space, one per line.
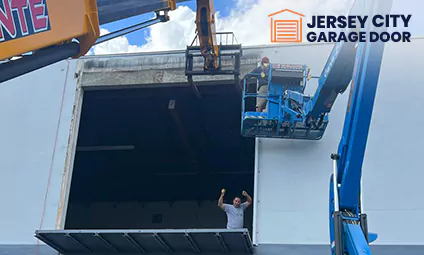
185, 0, 242, 97
0, 0, 99, 61
0, 0, 176, 83
195, 0, 219, 70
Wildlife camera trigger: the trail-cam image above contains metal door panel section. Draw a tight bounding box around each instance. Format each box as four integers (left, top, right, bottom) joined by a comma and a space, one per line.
35, 228, 254, 254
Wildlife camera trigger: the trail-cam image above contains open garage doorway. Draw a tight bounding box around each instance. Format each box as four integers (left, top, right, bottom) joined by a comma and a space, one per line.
63, 83, 256, 234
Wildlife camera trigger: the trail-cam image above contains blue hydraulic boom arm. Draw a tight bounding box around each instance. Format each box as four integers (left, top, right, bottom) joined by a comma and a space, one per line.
303, 0, 387, 129
240, 0, 393, 254
324, 0, 393, 255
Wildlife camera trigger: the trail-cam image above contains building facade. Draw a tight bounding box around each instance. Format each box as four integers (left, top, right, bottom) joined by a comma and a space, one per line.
1, 38, 423, 255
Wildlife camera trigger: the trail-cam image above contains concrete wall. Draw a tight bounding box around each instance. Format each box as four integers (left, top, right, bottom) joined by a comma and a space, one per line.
254, 38, 424, 247
0, 60, 79, 253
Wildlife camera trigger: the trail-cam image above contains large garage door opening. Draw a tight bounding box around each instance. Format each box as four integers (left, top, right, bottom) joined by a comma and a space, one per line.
64, 84, 255, 233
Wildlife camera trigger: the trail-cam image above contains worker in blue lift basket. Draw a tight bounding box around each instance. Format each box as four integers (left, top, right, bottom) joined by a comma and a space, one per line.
249, 56, 270, 112
218, 188, 252, 229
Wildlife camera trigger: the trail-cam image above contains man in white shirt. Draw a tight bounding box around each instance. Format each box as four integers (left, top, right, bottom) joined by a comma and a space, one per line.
217, 189, 252, 229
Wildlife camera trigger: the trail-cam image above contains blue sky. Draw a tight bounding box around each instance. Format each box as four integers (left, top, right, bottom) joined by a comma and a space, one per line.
99, 0, 238, 47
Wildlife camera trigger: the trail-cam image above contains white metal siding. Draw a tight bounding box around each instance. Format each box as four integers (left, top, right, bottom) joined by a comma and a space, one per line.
0, 60, 78, 244
255, 38, 424, 245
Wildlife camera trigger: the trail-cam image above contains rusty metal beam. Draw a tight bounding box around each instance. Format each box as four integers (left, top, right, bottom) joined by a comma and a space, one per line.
168, 100, 198, 167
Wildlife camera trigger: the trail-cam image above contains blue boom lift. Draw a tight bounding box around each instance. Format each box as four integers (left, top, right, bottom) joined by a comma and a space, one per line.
241, 0, 393, 254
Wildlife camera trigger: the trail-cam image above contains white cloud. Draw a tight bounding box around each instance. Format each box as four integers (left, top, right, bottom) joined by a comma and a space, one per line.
215, 0, 354, 45
140, 6, 198, 51
90, 28, 144, 55
91, 0, 354, 55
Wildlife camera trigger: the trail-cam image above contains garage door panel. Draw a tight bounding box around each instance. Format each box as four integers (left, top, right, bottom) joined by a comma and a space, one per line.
35, 229, 253, 254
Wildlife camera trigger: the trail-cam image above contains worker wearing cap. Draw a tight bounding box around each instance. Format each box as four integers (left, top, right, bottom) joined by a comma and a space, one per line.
217, 189, 252, 229
250, 57, 270, 112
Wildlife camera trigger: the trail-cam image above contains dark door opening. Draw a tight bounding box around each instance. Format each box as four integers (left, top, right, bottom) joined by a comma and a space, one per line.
64, 83, 256, 234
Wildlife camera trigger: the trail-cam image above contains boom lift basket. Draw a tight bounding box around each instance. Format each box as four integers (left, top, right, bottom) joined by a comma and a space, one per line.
241, 64, 328, 140
185, 32, 243, 86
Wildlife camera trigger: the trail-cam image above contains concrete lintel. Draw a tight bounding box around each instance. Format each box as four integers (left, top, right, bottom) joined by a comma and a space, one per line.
79, 46, 265, 88
81, 66, 257, 88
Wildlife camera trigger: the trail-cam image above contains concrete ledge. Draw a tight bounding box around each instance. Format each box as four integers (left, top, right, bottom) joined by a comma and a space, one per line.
80, 49, 260, 87
81, 66, 257, 88
0, 245, 57, 255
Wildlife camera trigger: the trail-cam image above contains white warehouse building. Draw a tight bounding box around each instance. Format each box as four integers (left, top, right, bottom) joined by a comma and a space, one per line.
0, 38, 423, 255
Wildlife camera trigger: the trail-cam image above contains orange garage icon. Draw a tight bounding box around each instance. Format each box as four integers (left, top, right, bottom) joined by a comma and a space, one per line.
268, 9, 305, 43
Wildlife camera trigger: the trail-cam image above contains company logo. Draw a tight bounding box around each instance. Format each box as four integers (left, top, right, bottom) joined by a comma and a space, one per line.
307, 15, 412, 43
268, 9, 304, 43
269, 9, 412, 43
0, 0, 51, 43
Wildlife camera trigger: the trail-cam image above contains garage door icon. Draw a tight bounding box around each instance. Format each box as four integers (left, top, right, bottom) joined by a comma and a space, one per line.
269, 9, 304, 43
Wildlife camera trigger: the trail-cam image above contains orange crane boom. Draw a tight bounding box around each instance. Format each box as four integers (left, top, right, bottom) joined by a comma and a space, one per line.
195, 0, 219, 70
0, 0, 241, 86
0, 0, 99, 61
185, 0, 243, 98
0, 0, 176, 83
